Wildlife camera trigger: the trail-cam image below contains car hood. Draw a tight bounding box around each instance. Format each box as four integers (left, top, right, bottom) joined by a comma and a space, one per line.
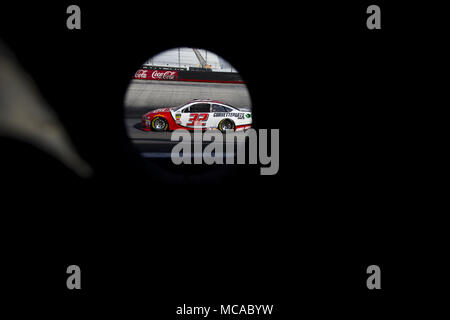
143, 107, 173, 117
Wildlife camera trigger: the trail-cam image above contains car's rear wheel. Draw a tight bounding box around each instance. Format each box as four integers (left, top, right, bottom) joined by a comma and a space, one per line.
151, 117, 169, 132
218, 119, 235, 133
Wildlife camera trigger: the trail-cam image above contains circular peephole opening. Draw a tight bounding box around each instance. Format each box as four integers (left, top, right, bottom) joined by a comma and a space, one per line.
124, 47, 252, 181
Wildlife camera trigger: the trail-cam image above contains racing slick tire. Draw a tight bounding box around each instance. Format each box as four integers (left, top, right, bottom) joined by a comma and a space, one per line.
218, 119, 235, 133
151, 117, 169, 132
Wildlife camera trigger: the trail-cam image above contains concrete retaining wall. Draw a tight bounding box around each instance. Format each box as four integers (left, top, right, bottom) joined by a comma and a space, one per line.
124, 79, 252, 116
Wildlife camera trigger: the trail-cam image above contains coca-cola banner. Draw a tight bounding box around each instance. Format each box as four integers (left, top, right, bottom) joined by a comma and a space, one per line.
133, 69, 178, 81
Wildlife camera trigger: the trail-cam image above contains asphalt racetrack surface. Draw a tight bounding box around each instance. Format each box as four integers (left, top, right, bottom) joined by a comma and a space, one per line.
125, 118, 247, 159
124, 79, 252, 165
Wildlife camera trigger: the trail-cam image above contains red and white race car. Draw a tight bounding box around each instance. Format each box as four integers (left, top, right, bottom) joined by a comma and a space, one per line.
141, 99, 252, 133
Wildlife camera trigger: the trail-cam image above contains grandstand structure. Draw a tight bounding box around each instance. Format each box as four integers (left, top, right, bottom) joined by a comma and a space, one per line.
143, 48, 238, 73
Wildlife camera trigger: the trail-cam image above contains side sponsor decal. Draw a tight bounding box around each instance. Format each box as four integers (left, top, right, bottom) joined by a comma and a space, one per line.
213, 112, 245, 119
174, 113, 182, 124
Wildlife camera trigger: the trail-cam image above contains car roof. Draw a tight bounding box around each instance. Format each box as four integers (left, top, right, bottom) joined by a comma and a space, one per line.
188, 99, 226, 104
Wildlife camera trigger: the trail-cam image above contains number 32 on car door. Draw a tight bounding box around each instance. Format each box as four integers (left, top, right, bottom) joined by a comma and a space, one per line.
186, 113, 209, 127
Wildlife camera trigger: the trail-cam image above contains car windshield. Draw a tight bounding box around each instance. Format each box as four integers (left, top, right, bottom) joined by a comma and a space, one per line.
172, 102, 189, 111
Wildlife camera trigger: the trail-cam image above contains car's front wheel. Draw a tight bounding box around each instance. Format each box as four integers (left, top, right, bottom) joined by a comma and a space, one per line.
218, 119, 235, 133
151, 117, 169, 132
